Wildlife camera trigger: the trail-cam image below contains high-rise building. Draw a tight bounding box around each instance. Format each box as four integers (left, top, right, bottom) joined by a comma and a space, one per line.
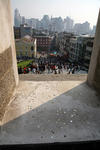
21, 16, 26, 25
82, 21, 90, 34
41, 15, 50, 30
26, 18, 38, 28
74, 21, 90, 34
64, 17, 74, 32
50, 17, 64, 32
91, 25, 96, 35
14, 10, 92, 34
74, 23, 81, 34
14, 8, 21, 27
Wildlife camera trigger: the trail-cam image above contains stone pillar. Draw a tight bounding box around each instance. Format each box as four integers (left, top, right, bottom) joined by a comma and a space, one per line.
87, 10, 100, 93
0, 0, 19, 123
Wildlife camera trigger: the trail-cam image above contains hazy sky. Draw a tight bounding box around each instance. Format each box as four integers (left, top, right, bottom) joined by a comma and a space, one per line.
11, 0, 100, 27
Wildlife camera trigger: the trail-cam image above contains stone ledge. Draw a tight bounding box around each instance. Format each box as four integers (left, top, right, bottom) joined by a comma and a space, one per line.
0, 67, 16, 123
19, 74, 87, 81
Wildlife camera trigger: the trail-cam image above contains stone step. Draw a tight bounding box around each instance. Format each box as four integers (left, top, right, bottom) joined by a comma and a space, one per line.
19, 74, 87, 81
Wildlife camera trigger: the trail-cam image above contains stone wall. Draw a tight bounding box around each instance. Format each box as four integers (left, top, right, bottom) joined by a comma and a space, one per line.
0, 0, 19, 123
88, 10, 100, 93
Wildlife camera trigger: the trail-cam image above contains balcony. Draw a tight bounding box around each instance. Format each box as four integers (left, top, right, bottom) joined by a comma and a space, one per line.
0, 74, 100, 145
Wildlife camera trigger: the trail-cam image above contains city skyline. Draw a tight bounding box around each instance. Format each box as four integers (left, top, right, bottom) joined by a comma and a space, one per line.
11, 0, 100, 27
14, 8, 96, 34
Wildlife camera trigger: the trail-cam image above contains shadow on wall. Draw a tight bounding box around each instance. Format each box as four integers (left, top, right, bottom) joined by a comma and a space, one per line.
0, 82, 100, 144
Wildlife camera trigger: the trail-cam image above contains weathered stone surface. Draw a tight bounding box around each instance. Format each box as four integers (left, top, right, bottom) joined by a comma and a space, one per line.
19, 74, 87, 81
0, 0, 18, 122
0, 67, 16, 121
0, 47, 12, 78
88, 11, 100, 93
0, 80, 100, 144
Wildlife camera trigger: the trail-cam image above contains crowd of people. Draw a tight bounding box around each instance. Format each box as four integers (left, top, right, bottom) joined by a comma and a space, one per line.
18, 56, 80, 75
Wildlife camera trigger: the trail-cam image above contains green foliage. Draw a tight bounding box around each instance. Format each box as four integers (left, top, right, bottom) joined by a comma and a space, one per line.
17, 60, 33, 69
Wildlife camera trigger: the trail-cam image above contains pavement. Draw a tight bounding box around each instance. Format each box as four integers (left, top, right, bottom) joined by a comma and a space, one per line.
0, 74, 100, 144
